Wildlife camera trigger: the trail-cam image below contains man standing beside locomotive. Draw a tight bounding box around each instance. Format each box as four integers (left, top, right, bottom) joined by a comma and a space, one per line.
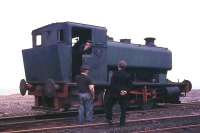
105, 60, 131, 127
75, 65, 95, 124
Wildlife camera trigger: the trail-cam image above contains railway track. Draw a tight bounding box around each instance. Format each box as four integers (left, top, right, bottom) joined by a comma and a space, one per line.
1, 101, 199, 122
2, 114, 200, 133
138, 124, 200, 133
1, 102, 200, 132
0, 109, 103, 132
0, 111, 77, 127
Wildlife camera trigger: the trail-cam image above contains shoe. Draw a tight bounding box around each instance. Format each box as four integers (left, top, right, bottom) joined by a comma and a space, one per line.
106, 119, 113, 125
120, 123, 125, 127
86, 119, 93, 124
59, 108, 65, 112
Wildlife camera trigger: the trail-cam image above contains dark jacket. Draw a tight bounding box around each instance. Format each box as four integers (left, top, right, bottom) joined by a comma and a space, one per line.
109, 69, 132, 96
75, 74, 93, 93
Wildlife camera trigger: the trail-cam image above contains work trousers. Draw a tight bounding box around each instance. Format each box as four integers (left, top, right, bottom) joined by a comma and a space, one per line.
78, 93, 93, 124
105, 94, 127, 126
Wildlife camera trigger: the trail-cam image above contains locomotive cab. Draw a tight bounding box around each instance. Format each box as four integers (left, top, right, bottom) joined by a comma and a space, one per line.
28, 22, 107, 83
21, 22, 108, 109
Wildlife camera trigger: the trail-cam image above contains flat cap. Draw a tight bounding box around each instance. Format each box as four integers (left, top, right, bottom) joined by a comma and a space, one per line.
80, 65, 90, 71
118, 60, 127, 69
85, 40, 93, 43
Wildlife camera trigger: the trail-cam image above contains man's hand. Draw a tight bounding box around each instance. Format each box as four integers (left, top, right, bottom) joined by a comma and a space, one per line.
84, 44, 91, 51
89, 85, 95, 99
120, 90, 127, 96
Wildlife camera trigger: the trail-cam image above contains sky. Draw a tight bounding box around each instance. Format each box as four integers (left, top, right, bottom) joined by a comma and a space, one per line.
0, 0, 199, 95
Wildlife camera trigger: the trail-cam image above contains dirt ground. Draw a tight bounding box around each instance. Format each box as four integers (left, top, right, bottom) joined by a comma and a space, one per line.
180, 89, 200, 103
0, 94, 35, 117
0, 90, 199, 117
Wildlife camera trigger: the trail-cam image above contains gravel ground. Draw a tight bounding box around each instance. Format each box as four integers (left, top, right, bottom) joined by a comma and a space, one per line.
0, 94, 40, 117
180, 90, 200, 103
0, 90, 199, 117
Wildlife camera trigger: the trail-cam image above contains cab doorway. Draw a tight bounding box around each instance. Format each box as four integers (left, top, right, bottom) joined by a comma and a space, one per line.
71, 27, 92, 80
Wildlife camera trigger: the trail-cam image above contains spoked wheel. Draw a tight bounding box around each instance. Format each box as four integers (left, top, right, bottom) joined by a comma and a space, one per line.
141, 99, 157, 110
102, 89, 109, 105
44, 79, 58, 97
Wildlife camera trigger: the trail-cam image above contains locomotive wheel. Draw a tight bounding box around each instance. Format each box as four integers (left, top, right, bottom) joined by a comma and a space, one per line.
44, 79, 57, 98
182, 80, 192, 92
141, 99, 157, 110
19, 79, 27, 96
63, 102, 71, 111
102, 89, 109, 105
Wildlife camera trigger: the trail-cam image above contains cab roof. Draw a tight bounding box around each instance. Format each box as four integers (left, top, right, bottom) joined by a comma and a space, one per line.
32, 21, 106, 35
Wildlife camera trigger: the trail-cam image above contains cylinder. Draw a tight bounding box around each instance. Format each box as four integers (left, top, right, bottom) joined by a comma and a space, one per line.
144, 37, 156, 47
120, 39, 131, 44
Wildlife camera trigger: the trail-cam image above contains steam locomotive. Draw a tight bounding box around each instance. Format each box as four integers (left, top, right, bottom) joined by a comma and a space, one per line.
20, 22, 192, 110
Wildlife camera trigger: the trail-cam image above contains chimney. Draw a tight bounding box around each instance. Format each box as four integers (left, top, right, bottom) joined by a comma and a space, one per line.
120, 39, 131, 44
144, 37, 156, 47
